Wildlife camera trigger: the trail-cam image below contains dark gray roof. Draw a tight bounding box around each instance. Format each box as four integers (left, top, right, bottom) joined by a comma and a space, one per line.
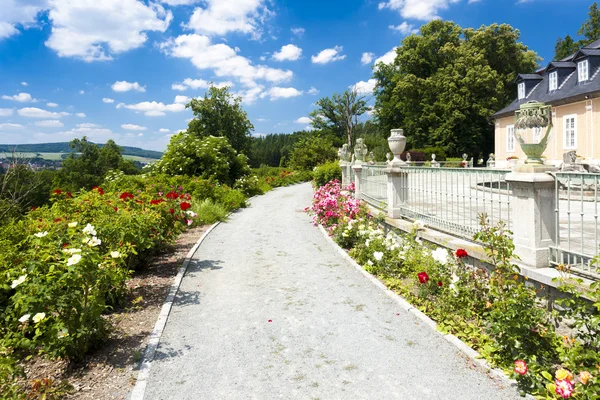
584, 38, 600, 49
517, 73, 543, 81
575, 49, 600, 58
547, 61, 576, 69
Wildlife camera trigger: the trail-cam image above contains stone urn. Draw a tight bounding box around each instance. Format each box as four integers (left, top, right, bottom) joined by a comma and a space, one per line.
514, 101, 553, 165
388, 128, 406, 165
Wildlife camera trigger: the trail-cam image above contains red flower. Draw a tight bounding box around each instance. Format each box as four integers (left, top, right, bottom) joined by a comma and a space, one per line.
166, 191, 179, 200
437, 281, 443, 287
513, 360, 528, 375
62, 243, 69, 248
180, 202, 191, 211
135, 199, 144, 204
417, 272, 430, 284
66, 192, 73, 198
455, 249, 468, 258
53, 189, 62, 195
92, 186, 105, 195
150, 199, 164, 205
114, 207, 118, 212
53, 218, 62, 223
120, 192, 134, 200
169, 208, 175, 214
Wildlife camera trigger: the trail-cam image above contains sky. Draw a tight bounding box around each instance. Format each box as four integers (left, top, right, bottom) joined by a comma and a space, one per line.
0, 0, 596, 151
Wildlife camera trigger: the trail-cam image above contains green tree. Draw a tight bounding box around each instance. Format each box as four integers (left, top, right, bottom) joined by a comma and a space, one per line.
310, 89, 369, 147
186, 86, 254, 154
553, 2, 600, 60
373, 20, 539, 156
554, 35, 579, 60
287, 134, 337, 171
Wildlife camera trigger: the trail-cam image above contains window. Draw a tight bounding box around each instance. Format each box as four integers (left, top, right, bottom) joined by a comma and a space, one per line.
507, 125, 515, 152
578, 60, 589, 82
549, 71, 558, 91
533, 127, 542, 144
564, 114, 577, 149
518, 82, 525, 99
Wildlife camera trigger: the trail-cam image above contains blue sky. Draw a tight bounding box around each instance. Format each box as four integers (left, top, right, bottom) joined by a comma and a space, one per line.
0, 0, 595, 151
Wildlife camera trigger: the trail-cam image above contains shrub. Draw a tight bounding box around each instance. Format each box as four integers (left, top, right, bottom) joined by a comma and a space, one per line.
192, 199, 228, 225
409, 147, 447, 161
288, 135, 337, 171
313, 161, 342, 188
400, 151, 426, 162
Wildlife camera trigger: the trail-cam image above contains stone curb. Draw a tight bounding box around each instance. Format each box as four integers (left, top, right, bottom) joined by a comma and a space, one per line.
316, 224, 528, 396
129, 221, 221, 400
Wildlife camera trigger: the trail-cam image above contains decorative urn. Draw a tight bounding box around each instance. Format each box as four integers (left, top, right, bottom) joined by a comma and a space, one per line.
514, 101, 553, 165
387, 128, 406, 165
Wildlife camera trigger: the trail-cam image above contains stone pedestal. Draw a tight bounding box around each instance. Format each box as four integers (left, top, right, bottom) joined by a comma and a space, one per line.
352, 164, 364, 200
384, 167, 408, 218
505, 168, 556, 268
340, 161, 350, 188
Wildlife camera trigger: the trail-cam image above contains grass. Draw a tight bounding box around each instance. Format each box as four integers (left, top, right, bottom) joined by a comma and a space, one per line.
193, 199, 228, 225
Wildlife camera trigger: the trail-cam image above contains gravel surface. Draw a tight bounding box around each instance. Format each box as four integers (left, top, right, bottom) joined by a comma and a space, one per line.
143, 183, 521, 400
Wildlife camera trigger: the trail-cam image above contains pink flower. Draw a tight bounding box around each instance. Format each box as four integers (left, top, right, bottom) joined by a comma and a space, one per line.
513, 360, 528, 375
555, 379, 574, 398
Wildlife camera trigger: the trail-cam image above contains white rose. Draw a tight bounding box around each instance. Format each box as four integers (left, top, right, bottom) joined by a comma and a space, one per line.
18, 314, 30, 323
373, 251, 384, 262
32, 312, 46, 323
11, 275, 27, 289
67, 254, 82, 266
34, 231, 48, 238
110, 251, 121, 259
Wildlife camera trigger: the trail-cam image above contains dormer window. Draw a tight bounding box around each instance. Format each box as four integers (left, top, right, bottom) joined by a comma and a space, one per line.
549, 71, 558, 91
518, 82, 525, 99
578, 59, 589, 82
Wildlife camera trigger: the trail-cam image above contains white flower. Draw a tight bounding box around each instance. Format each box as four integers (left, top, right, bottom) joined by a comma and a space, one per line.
82, 223, 96, 236
57, 329, 69, 339
87, 236, 101, 247
62, 248, 82, 254
185, 211, 198, 218
32, 312, 46, 323
11, 275, 27, 289
187, 219, 193, 226
68, 221, 78, 228
18, 314, 30, 323
412, 220, 425, 230
432, 248, 448, 265
373, 251, 384, 262
67, 254, 82, 266
110, 251, 121, 258
365, 239, 370, 247
367, 260, 374, 266
34, 231, 48, 238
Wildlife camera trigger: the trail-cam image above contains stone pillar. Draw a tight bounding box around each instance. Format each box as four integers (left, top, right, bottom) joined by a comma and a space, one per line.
352, 164, 363, 200
385, 167, 408, 218
505, 168, 556, 268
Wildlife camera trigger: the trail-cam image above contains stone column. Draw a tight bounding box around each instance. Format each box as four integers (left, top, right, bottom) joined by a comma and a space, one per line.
352, 164, 363, 200
385, 166, 408, 218
505, 168, 556, 268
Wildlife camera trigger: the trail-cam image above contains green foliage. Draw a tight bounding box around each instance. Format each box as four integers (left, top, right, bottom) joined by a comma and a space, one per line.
374, 20, 539, 157
153, 134, 250, 185
248, 131, 304, 167
409, 147, 447, 161
555, 35, 579, 61
313, 161, 342, 188
192, 199, 228, 225
554, 2, 600, 60
0, 142, 162, 159
288, 134, 338, 171
186, 86, 253, 154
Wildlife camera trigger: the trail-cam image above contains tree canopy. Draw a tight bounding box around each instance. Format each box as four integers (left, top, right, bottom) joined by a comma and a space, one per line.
186, 86, 254, 154
373, 20, 539, 157
554, 2, 600, 60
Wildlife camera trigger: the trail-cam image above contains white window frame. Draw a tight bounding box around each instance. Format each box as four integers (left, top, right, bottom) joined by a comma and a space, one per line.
517, 82, 525, 99
563, 114, 577, 149
533, 127, 542, 144
549, 71, 558, 91
507, 125, 515, 153
578, 60, 589, 82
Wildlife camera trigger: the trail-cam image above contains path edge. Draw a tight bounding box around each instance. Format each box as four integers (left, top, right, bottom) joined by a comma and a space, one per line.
129, 221, 221, 400
316, 224, 528, 395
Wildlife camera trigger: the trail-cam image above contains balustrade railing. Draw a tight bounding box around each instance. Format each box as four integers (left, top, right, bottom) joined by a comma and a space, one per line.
360, 165, 387, 209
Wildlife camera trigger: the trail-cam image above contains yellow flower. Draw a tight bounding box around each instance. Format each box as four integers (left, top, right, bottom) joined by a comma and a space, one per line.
555, 368, 573, 382
580, 371, 592, 385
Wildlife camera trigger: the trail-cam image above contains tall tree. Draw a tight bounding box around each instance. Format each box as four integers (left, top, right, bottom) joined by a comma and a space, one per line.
553, 2, 600, 60
554, 35, 579, 60
186, 86, 254, 154
310, 89, 369, 147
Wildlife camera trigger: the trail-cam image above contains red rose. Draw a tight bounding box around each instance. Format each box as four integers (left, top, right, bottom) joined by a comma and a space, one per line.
166, 191, 179, 200
53, 189, 62, 195
120, 192, 134, 200
455, 249, 468, 258
66, 192, 73, 198
150, 199, 164, 205
180, 202, 191, 211
437, 281, 443, 287
169, 208, 175, 214
53, 218, 62, 223
417, 271, 430, 284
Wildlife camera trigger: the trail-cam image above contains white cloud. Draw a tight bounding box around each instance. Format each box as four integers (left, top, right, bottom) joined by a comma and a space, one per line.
112, 81, 146, 92
46, 102, 58, 107
256, 117, 268, 122
55, 124, 114, 142
0, 0, 47, 40
2, 93, 37, 102
352, 79, 377, 94
18, 107, 69, 118
263, 87, 302, 100
45, 0, 173, 62
272, 44, 302, 61
76, 113, 86, 118
185, 0, 271, 39
160, 34, 293, 87
102, 98, 115, 103
21, 81, 28, 86
79, 90, 85, 95
0, 108, 15, 117
389, 22, 418, 35
122, 124, 147, 131
295, 116, 312, 124
307, 87, 319, 95
171, 78, 233, 91
162, 0, 201, 4
378, 0, 461, 21
311, 46, 346, 64
35, 120, 64, 128
232, 86, 265, 104
77, 123, 101, 128
159, 128, 171, 133
375, 47, 398, 66
291, 27, 305, 37
0, 123, 24, 130
361, 52, 375, 65
174, 95, 191, 104
117, 97, 187, 116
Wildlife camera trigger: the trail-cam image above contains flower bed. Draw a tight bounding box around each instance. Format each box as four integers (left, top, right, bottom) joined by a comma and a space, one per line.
308, 179, 600, 399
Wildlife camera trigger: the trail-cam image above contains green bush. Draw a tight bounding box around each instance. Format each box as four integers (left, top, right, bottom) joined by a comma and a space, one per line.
193, 199, 228, 225
313, 161, 342, 188
288, 135, 337, 171
409, 147, 447, 161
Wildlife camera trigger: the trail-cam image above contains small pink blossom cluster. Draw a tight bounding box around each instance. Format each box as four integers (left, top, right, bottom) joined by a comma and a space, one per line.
308, 180, 362, 227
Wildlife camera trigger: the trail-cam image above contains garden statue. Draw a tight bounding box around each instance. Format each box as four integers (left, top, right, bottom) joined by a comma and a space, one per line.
406, 152, 412, 164
431, 154, 440, 168
354, 138, 368, 163
486, 153, 496, 168
514, 101, 553, 164
387, 128, 406, 166
461, 153, 468, 168
368, 151, 375, 165
339, 144, 351, 162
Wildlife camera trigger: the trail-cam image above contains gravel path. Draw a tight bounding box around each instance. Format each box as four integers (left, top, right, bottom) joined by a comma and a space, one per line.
143, 183, 520, 400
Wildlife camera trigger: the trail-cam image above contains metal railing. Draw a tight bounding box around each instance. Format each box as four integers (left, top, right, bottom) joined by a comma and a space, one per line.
398, 167, 512, 240
550, 172, 600, 278
361, 165, 387, 209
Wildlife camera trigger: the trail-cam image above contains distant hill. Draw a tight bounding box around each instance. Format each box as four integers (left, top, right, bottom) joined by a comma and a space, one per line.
0, 142, 162, 159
